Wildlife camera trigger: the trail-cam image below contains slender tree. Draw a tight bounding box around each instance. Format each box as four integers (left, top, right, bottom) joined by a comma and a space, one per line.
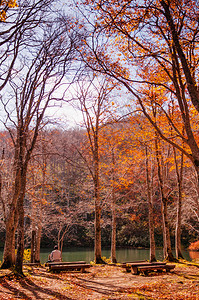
1, 11, 79, 273
145, 145, 157, 262
154, 137, 175, 261
74, 73, 115, 263
173, 147, 184, 259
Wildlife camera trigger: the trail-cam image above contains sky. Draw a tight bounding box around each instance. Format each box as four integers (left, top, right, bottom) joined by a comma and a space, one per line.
45, 100, 84, 129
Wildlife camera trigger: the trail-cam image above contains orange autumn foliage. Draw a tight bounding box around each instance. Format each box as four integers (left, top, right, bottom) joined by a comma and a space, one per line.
189, 240, 199, 251
0, 0, 17, 21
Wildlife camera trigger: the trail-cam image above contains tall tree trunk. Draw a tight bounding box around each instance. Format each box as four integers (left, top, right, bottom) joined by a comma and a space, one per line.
111, 148, 117, 263
95, 202, 103, 263
161, 197, 175, 261
15, 165, 27, 274
31, 230, 36, 263
1, 214, 16, 268
34, 169, 44, 264
155, 138, 175, 261
94, 132, 104, 264
1, 207, 19, 269
94, 165, 103, 263
15, 180, 26, 274
111, 202, 117, 263
110, 186, 117, 263
1, 163, 21, 269
15, 201, 24, 274
94, 186, 102, 263
173, 147, 184, 259
31, 201, 38, 263
78, 76, 110, 264
145, 146, 156, 262
35, 225, 42, 263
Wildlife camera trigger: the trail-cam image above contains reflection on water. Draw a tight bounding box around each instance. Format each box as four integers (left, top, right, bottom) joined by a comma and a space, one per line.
40, 248, 192, 264
0, 247, 194, 264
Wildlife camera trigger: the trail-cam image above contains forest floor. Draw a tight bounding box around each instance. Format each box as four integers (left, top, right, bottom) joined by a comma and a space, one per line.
0, 261, 198, 299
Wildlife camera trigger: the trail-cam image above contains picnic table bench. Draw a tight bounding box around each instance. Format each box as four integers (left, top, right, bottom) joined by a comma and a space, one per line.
133, 264, 175, 275
121, 260, 147, 272
45, 261, 86, 267
24, 262, 41, 266
46, 261, 91, 273
121, 261, 175, 275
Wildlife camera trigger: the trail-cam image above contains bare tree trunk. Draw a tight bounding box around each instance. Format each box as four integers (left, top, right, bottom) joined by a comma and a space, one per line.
1, 162, 21, 269
173, 147, 184, 259
31, 230, 36, 263
58, 226, 62, 251
31, 225, 42, 264
161, 197, 175, 261
35, 224, 42, 263
31, 199, 37, 263
111, 200, 117, 263
155, 138, 175, 261
93, 126, 104, 264
111, 186, 117, 263
94, 205, 102, 263
15, 173, 27, 274
1, 205, 19, 269
94, 178, 103, 263
77, 75, 112, 264
145, 146, 156, 262
15, 204, 24, 273
34, 164, 45, 264
1, 215, 16, 268
111, 148, 117, 263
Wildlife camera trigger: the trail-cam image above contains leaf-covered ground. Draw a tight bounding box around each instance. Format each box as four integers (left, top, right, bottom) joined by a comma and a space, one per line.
0, 262, 198, 299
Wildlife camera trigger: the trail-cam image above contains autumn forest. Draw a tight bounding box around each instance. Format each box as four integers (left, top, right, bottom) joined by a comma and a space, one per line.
0, 0, 199, 275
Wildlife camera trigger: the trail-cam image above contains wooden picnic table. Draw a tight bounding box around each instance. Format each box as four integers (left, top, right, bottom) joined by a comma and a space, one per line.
45, 261, 86, 267
24, 262, 41, 266
121, 261, 175, 275
121, 260, 147, 271
133, 264, 175, 275
45, 261, 91, 273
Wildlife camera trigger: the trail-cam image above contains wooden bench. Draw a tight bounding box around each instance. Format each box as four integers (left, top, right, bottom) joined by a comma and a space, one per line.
48, 263, 91, 273
121, 260, 147, 272
24, 262, 41, 266
45, 261, 86, 267
121, 261, 166, 273
133, 264, 175, 275
122, 261, 175, 275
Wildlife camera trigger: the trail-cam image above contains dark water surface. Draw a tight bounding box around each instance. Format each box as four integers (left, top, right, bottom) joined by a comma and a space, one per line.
0, 247, 198, 264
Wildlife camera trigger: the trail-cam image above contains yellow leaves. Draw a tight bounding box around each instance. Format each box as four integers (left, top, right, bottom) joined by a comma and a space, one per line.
41, 198, 48, 205
62, 285, 73, 290
130, 213, 140, 222
23, 248, 31, 263
0, 0, 17, 7
8, 0, 17, 7
0, 0, 18, 21
169, 165, 176, 172
0, 10, 6, 21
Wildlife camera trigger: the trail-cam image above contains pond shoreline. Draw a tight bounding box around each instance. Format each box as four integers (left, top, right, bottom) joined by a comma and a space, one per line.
1, 247, 198, 264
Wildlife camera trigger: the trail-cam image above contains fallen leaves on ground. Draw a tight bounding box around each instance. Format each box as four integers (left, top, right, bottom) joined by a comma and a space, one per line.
0, 262, 198, 299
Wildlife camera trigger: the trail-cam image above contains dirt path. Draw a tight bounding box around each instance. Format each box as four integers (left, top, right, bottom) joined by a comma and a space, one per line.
0, 263, 198, 299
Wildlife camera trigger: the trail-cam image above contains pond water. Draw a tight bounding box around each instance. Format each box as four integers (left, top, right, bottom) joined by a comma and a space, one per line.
0, 247, 198, 264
